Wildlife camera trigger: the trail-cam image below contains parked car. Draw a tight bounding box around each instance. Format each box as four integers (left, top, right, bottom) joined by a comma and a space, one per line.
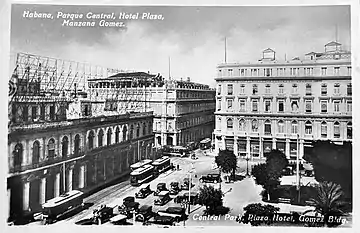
154, 191, 171, 206
199, 173, 222, 183
154, 183, 168, 196
169, 182, 181, 195
157, 207, 187, 222
123, 196, 135, 206
109, 214, 130, 225
119, 201, 140, 218
135, 185, 153, 198
181, 178, 194, 190
173, 192, 199, 205
282, 166, 294, 176
148, 215, 176, 226
136, 205, 155, 222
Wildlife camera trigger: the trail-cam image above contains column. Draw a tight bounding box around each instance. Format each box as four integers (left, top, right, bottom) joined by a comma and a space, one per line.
234, 136, 238, 157
68, 167, 73, 191
8, 188, 11, 218
299, 140, 304, 160
221, 136, 225, 150
39, 177, 46, 205
285, 139, 290, 159
79, 165, 85, 189
259, 138, 263, 158
23, 181, 30, 211
54, 173, 60, 197
246, 136, 250, 157
272, 138, 277, 149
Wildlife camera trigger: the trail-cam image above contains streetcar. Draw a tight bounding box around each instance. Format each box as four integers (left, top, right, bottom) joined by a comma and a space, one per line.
41, 190, 84, 224
163, 146, 190, 157
152, 156, 173, 176
130, 164, 155, 186
130, 159, 153, 171
199, 138, 211, 150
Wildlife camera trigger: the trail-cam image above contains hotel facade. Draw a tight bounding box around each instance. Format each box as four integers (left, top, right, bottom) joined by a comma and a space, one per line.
214, 41, 352, 162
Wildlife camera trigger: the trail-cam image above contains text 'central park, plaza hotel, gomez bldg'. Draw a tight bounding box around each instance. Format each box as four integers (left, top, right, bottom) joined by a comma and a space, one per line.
214, 41, 352, 163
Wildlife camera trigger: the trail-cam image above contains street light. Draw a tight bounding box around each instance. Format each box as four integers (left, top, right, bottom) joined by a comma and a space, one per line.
296, 133, 301, 204
188, 162, 195, 215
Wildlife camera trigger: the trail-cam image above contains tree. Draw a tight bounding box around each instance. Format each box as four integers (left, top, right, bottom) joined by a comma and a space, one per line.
198, 185, 223, 215
251, 149, 288, 200
308, 181, 345, 227
303, 140, 352, 201
215, 149, 237, 179
241, 203, 280, 226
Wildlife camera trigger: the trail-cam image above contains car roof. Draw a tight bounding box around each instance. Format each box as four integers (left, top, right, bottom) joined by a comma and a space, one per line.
166, 207, 185, 212
158, 191, 169, 196
139, 205, 152, 211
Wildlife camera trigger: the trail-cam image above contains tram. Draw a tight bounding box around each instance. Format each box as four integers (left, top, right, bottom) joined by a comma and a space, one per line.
152, 156, 172, 175
130, 164, 155, 186
41, 190, 84, 223
130, 159, 153, 171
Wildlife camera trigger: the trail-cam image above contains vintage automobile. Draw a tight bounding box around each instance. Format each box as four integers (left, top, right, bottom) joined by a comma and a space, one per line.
123, 196, 135, 206
135, 185, 153, 198
109, 214, 130, 225
148, 215, 176, 226
76, 205, 115, 225
199, 173, 222, 183
154, 183, 168, 196
119, 201, 140, 218
154, 191, 171, 206
135, 205, 155, 222
180, 178, 194, 190
157, 207, 187, 222
282, 166, 294, 176
173, 192, 199, 205
169, 182, 181, 195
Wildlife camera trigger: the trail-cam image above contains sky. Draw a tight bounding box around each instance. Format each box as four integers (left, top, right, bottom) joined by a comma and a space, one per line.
10, 4, 351, 87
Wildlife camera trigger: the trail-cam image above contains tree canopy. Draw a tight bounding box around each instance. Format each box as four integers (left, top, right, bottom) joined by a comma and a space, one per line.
215, 149, 238, 178
198, 185, 223, 214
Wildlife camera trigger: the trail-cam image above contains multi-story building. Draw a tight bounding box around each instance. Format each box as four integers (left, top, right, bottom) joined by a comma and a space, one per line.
88, 73, 216, 147
214, 41, 352, 162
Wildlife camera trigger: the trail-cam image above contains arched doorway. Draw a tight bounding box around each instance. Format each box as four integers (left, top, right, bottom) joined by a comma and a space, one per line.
166, 136, 173, 146
32, 141, 40, 165
157, 136, 162, 146
62, 136, 69, 158
74, 134, 81, 156
13, 143, 23, 169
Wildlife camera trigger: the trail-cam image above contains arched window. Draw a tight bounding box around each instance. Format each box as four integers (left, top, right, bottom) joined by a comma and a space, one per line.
14, 143, 23, 168
239, 119, 246, 132
264, 120, 271, 135
227, 118, 233, 129
62, 136, 69, 158
321, 121, 327, 138
347, 122, 352, 139
123, 125, 128, 141
88, 131, 94, 150
32, 141, 40, 164
48, 138, 55, 159
107, 128, 112, 146
278, 120, 284, 133
115, 127, 120, 143
305, 121, 312, 135
291, 120, 298, 134
334, 121, 340, 138
136, 124, 140, 138
130, 125, 134, 140
252, 119, 258, 132
143, 122, 146, 136
74, 134, 80, 156
98, 129, 104, 147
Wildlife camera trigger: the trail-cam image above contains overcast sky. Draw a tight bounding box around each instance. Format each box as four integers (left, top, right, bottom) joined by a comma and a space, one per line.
10, 4, 351, 87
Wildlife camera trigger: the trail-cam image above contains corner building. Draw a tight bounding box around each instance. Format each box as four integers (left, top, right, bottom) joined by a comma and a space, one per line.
214, 41, 352, 163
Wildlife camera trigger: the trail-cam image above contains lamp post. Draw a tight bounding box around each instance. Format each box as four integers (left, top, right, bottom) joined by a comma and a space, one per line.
296, 134, 301, 204
188, 162, 194, 215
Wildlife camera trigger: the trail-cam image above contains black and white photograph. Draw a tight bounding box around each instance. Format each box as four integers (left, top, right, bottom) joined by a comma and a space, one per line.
4, 0, 357, 229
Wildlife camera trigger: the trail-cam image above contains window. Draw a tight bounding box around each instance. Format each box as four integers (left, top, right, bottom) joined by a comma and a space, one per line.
227, 118, 233, 129
347, 84, 352, 96
347, 122, 352, 139
13, 143, 23, 168
252, 84, 258, 95
49, 105, 55, 120
148, 122, 152, 134
74, 134, 81, 155
252, 100, 258, 112
251, 120, 258, 132
334, 122, 340, 138
217, 99, 221, 111
123, 125, 128, 141
143, 123, 146, 136
347, 67, 352, 76
227, 84, 233, 95
278, 100, 284, 112
48, 138, 55, 159
305, 121, 312, 135
240, 69, 246, 76
107, 128, 112, 145
321, 122, 327, 138
321, 67, 327, 76
278, 120, 285, 133
217, 85, 221, 95
321, 101, 328, 113
305, 68, 314, 76
98, 129, 104, 147
227, 99, 233, 109
305, 84, 312, 96
31, 106, 37, 120
264, 120, 271, 135
228, 69, 233, 76
239, 99, 246, 112
346, 101, 352, 113
291, 100, 299, 112
265, 84, 271, 94
264, 100, 271, 113
239, 119, 246, 131
278, 84, 284, 94
277, 68, 285, 76
333, 101, 340, 113
32, 141, 40, 164
334, 83, 340, 95
291, 121, 298, 134
334, 67, 340, 76
265, 68, 271, 77
62, 136, 69, 158
129, 125, 134, 140
240, 84, 245, 94
321, 84, 327, 96
305, 100, 312, 113
292, 84, 298, 94
88, 131, 94, 150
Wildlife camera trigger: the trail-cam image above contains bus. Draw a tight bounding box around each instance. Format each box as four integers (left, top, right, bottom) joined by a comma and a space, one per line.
41, 190, 84, 223
199, 138, 211, 150
130, 164, 155, 186
152, 156, 172, 175
163, 146, 190, 157
130, 159, 153, 171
